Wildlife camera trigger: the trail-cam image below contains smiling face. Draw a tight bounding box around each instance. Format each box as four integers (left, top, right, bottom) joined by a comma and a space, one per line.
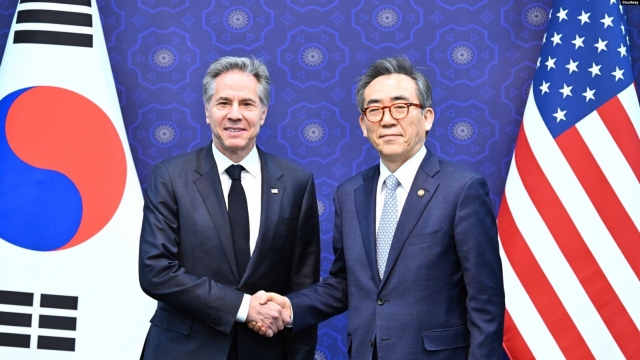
205, 70, 267, 163
359, 73, 434, 173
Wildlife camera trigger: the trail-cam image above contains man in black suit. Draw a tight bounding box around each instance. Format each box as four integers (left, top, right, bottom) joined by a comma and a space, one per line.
138, 56, 320, 359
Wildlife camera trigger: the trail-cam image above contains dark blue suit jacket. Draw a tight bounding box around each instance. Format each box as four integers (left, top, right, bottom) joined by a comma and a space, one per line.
288, 149, 504, 359
139, 143, 320, 359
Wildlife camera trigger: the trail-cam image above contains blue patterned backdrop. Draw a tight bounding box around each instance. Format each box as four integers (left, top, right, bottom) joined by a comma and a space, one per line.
2, 1, 640, 358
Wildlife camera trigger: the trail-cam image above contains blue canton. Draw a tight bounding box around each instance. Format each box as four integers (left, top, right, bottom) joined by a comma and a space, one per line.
533, 0, 634, 138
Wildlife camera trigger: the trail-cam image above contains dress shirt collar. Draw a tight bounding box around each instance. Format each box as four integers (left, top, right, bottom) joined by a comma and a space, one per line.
378, 145, 427, 190
211, 143, 261, 179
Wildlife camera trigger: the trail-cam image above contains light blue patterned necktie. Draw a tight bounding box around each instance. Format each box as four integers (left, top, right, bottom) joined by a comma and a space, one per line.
377, 174, 399, 279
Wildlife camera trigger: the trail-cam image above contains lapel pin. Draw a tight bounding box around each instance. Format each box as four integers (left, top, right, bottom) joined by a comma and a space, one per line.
417, 189, 425, 197
271, 189, 278, 194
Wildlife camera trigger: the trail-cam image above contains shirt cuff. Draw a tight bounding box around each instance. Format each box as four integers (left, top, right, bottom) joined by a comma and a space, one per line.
286, 297, 293, 328
235, 294, 251, 322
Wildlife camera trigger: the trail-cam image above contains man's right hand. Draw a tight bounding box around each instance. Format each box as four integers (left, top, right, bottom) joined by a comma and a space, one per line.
246, 292, 291, 336
245, 291, 291, 337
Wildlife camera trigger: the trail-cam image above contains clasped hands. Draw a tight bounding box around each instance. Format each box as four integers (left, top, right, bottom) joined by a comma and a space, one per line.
245, 291, 290, 337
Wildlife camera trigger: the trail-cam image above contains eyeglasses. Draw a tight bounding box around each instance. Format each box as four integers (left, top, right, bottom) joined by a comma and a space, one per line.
361, 103, 422, 123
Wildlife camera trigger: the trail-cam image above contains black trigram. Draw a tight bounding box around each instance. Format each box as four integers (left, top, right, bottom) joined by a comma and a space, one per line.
13, 0, 93, 48
0, 290, 78, 352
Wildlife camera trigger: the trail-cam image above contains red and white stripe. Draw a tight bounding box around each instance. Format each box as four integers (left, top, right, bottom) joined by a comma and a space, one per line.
500, 84, 640, 359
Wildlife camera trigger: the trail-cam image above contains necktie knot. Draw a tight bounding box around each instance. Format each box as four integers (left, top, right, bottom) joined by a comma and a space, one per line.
226, 164, 245, 181
385, 174, 399, 192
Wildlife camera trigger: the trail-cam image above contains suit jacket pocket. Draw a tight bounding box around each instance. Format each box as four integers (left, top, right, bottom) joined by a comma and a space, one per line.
421, 325, 470, 350
150, 308, 193, 336
408, 229, 446, 245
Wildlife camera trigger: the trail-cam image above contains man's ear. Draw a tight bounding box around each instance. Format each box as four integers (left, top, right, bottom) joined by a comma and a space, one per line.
260, 105, 268, 125
204, 102, 211, 124
423, 108, 434, 132
359, 115, 368, 138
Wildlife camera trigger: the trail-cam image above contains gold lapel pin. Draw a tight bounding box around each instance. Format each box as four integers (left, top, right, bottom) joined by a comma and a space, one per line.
271, 189, 279, 194
417, 189, 425, 197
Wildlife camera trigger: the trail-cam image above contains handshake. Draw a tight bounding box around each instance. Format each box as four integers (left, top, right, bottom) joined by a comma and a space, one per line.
245, 291, 290, 337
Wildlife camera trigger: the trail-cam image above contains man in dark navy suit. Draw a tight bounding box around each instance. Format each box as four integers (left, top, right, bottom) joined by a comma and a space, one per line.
252, 56, 505, 359
139, 56, 320, 359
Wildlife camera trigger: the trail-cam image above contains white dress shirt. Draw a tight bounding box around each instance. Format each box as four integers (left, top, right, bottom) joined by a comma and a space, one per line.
375, 146, 427, 234
211, 144, 262, 322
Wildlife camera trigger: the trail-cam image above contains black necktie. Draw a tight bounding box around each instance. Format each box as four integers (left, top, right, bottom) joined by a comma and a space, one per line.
226, 165, 250, 279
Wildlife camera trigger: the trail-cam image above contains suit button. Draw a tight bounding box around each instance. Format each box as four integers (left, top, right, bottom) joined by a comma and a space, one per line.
370, 339, 374, 347
377, 298, 385, 305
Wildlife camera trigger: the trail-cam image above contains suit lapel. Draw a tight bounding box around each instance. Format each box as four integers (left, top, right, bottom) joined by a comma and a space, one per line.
355, 166, 381, 287
380, 151, 440, 288
241, 149, 284, 285
193, 144, 240, 283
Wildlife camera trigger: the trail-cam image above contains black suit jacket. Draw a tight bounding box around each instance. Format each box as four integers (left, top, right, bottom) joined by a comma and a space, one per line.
139, 143, 320, 359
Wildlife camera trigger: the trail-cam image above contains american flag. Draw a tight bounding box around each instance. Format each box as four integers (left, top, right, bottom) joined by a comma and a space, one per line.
499, 0, 640, 359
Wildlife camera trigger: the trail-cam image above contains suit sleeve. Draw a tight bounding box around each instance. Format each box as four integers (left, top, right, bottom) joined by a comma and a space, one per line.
284, 173, 321, 359
287, 187, 349, 332
454, 175, 505, 359
138, 162, 244, 334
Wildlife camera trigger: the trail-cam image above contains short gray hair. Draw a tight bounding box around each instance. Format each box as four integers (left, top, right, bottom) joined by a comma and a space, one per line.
202, 56, 270, 108
355, 56, 432, 112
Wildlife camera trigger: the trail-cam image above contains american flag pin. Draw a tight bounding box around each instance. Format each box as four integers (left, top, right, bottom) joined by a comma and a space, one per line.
271, 189, 278, 194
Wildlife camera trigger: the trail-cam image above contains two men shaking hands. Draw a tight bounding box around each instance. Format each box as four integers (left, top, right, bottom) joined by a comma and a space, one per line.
139, 55, 505, 360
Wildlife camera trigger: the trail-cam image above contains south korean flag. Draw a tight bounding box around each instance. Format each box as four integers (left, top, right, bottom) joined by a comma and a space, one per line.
0, 0, 155, 358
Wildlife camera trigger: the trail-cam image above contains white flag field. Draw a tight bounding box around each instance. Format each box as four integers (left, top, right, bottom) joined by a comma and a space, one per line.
0, 0, 155, 358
